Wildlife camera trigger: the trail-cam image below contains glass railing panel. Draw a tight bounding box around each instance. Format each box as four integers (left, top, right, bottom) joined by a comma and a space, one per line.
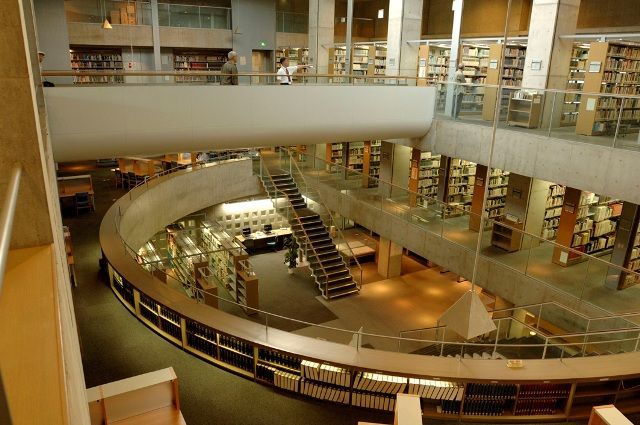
277, 12, 309, 33
442, 207, 476, 251
200, 7, 231, 30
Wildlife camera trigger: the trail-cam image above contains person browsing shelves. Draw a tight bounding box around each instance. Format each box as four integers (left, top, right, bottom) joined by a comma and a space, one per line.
276, 57, 311, 85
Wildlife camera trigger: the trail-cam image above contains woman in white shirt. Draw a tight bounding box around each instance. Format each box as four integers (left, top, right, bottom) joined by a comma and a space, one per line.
277, 57, 311, 85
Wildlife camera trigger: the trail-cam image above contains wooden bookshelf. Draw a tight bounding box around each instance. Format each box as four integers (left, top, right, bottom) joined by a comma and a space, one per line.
561, 44, 590, 127
482, 44, 527, 121
69, 47, 124, 84
576, 41, 640, 136
491, 216, 524, 252
173, 49, 227, 83
326, 143, 344, 171
374, 45, 387, 83
507, 91, 543, 128
552, 188, 622, 266
409, 149, 440, 208
608, 203, 640, 290
329, 45, 383, 83
460, 44, 490, 115
436, 156, 475, 218
469, 165, 509, 231
541, 184, 565, 240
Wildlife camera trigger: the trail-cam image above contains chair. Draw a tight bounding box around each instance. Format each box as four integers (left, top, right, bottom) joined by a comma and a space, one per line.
127, 172, 136, 189
114, 169, 123, 188
74, 192, 93, 216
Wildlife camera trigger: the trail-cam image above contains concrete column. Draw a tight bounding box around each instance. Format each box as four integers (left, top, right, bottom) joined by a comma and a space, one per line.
522, 0, 581, 126
231, 0, 277, 81
33, 0, 72, 85
308, 0, 335, 77
378, 237, 403, 278
445, 0, 463, 115
150, 0, 162, 72
385, 0, 424, 85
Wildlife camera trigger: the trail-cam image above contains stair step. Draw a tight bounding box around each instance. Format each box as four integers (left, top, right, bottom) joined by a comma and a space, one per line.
326, 275, 354, 285
317, 269, 351, 279
294, 228, 327, 238
326, 282, 359, 297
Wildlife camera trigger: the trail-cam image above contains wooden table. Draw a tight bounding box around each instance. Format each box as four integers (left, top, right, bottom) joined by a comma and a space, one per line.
57, 174, 93, 198
235, 227, 292, 252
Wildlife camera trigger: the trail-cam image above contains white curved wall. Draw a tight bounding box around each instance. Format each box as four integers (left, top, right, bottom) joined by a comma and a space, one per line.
45, 85, 435, 161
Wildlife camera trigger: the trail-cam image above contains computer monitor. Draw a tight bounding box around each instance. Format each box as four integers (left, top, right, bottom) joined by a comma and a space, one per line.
264, 224, 273, 233
242, 228, 251, 237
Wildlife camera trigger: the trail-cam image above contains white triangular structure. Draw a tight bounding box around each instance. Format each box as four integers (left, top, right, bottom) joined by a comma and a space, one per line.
437, 290, 496, 340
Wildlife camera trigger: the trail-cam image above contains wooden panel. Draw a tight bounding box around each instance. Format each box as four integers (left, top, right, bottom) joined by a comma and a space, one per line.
408, 148, 421, 207
469, 164, 488, 231
578, 0, 640, 30
0, 245, 67, 425
576, 42, 609, 136
482, 44, 504, 121
552, 187, 582, 266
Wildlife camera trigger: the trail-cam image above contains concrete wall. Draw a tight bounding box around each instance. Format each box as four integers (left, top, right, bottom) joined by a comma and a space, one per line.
119, 159, 262, 250
33, 0, 72, 85
45, 85, 435, 161
231, 0, 276, 73
408, 119, 640, 205
276, 32, 308, 48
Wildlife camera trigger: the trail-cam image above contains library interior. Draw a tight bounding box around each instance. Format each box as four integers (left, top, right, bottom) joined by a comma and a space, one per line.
5, 0, 640, 424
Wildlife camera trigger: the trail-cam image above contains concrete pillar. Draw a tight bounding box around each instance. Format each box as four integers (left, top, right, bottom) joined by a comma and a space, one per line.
445, 0, 463, 115
231, 0, 277, 81
150, 0, 162, 72
522, 0, 581, 127
33, 0, 72, 85
385, 0, 424, 85
308, 0, 335, 77
378, 237, 403, 278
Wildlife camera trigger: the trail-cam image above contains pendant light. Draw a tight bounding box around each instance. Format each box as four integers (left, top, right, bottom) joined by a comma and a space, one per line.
101, 0, 112, 29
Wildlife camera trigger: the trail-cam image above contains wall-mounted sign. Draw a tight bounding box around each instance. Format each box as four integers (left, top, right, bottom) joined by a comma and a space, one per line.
489, 59, 498, 69
589, 61, 601, 73
530, 60, 542, 71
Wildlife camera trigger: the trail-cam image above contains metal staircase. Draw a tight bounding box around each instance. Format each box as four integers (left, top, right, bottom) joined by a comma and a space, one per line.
260, 168, 359, 299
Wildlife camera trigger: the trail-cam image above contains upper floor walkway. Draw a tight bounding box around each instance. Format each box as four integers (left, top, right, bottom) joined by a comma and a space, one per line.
42, 71, 640, 203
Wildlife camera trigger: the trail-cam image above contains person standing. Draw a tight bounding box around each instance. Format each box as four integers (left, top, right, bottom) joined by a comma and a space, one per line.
276, 57, 311, 85
453, 63, 467, 119
220, 51, 238, 85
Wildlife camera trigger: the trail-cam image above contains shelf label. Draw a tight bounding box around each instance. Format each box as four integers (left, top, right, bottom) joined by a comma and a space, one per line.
586, 98, 596, 111
588, 61, 601, 73
489, 60, 498, 69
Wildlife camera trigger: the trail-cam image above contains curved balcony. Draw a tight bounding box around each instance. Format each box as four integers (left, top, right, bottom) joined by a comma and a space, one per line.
100, 153, 640, 422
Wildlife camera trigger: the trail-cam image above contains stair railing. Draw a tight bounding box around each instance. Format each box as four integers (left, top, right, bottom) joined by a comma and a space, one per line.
260, 159, 333, 298
283, 148, 364, 291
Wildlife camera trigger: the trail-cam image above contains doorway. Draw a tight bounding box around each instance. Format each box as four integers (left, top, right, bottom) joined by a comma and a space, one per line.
251, 50, 273, 85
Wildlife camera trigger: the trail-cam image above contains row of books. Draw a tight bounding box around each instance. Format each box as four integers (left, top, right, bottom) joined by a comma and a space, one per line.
449, 176, 476, 185
514, 399, 561, 416
353, 372, 407, 394
259, 349, 301, 371
301, 379, 349, 404
407, 378, 464, 400
274, 368, 301, 392
608, 45, 640, 59
351, 392, 396, 411
605, 58, 640, 72
489, 187, 508, 198
301, 360, 351, 387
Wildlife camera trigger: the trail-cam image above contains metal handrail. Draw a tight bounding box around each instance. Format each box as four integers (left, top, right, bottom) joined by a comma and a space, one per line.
298, 148, 640, 280
0, 165, 22, 293
284, 149, 364, 290
259, 158, 334, 297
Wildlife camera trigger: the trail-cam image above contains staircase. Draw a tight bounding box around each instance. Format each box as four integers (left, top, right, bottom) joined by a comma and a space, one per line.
261, 172, 359, 299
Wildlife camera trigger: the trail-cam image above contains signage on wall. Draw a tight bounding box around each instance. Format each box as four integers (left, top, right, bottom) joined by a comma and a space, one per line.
530, 60, 542, 71
589, 61, 601, 73
489, 59, 498, 69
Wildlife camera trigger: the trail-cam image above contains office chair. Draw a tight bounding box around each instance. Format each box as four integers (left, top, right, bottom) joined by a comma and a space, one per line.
242, 228, 251, 237
114, 169, 123, 188
75, 192, 93, 216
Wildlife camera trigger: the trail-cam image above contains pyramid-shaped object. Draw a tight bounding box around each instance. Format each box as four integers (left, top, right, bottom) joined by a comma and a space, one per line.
438, 290, 496, 340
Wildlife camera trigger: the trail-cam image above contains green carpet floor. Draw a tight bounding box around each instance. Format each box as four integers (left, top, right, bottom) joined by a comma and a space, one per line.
60, 164, 605, 425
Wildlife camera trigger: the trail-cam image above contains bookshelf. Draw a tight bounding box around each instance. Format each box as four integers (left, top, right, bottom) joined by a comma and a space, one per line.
469, 165, 509, 232
407, 378, 463, 418
607, 203, 640, 290
491, 216, 524, 252
329, 45, 385, 83
437, 157, 476, 218
482, 44, 527, 121
69, 48, 124, 85
561, 44, 590, 127
200, 221, 258, 313
173, 49, 227, 83
374, 45, 387, 83
409, 149, 440, 208
542, 185, 566, 240
460, 44, 490, 115
326, 143, 344, 171
576, 41, 640, 136
347, 142, 365, 172
507, 90, 543, 128
552, 188, 622, 266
